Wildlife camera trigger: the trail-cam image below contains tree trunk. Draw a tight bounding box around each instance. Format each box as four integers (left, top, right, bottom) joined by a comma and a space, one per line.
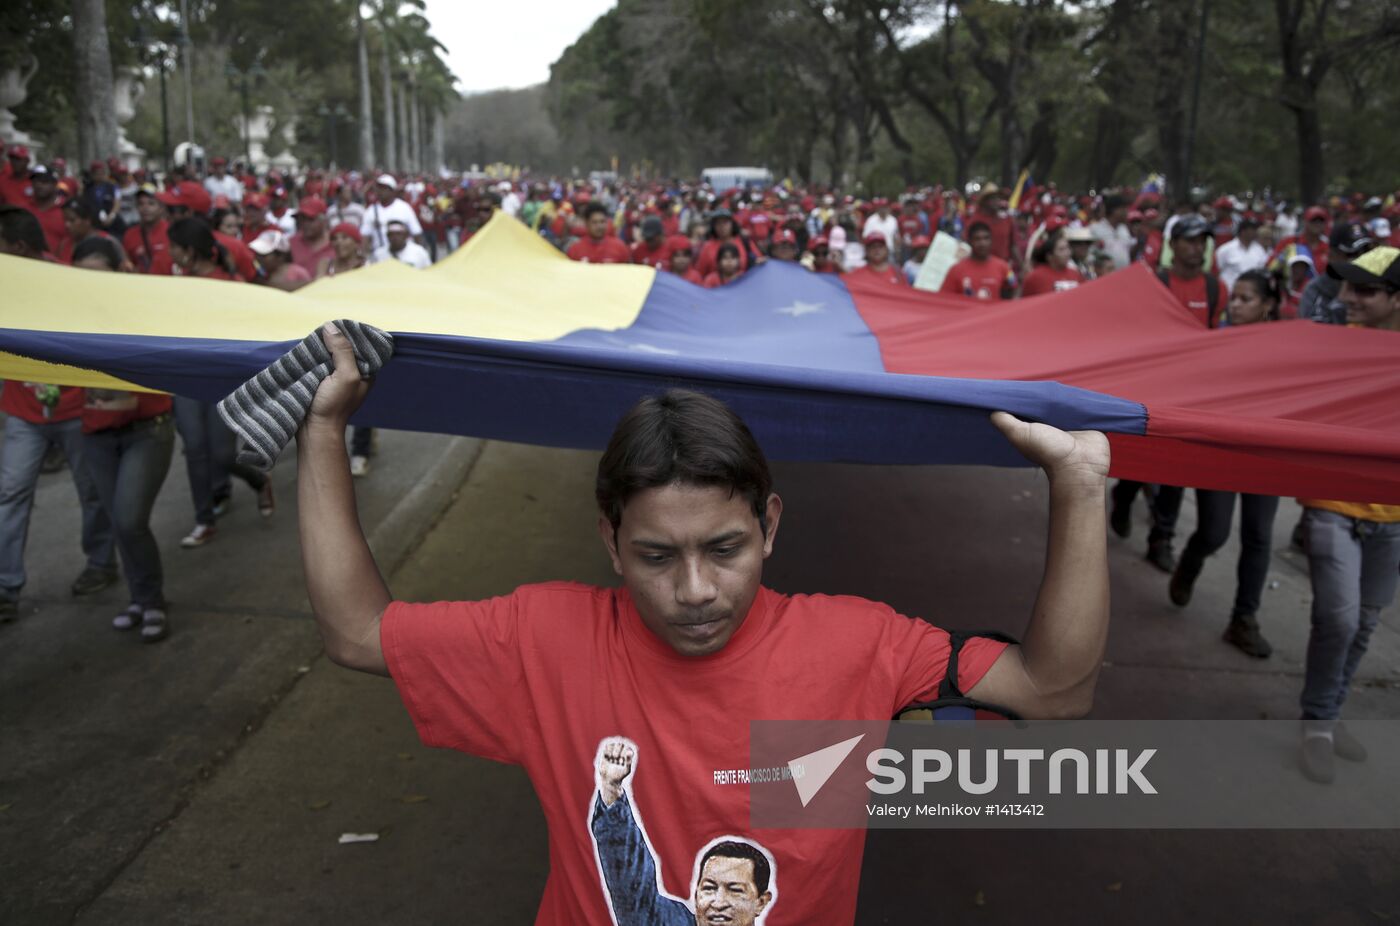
356, 6, 375, 169
432, 109, 445, 174
1293, 102, 1324, 205
380, 28, 396, 171
409, 80, 421, 172
72, 0, 119, 165
396, 83, 409, 172
1152, 2, 1192, 200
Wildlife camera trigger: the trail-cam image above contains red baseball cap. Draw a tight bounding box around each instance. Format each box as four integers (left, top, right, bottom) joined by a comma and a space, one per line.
810, 235, 831, 249
89, 160, 105, 172
910, 235, 932, 249
1212, 196, 1233, 210
772, 229, 798, 246
297, 195, 328, 218
862, 231, 889, 246
1304, 205, 1329, 222
1127, 209, 1145, 222
666, 234, 693, 253
330, 222, 362, 243
8, 145, 30, 159
211, 156, 227, 166
174, 180, 213, 214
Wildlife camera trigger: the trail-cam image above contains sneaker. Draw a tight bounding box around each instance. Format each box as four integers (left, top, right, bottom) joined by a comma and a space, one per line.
1222, 614, 1272, 658
71, 565, 119, 596
1300, 731, 1335, 784
140, 608, 169, 643
257, 480, 276, 517
350, 455, 371, 478
1333, 722, 1367, 763
180, 524, 217, 548
1145, 539, 1176, 573
0, 598, 17, 623
113, 603, 143, 630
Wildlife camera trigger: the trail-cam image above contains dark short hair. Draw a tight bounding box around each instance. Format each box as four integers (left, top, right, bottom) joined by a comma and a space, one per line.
596, 390, 772, 533
63, 198, 97, 221
697, 841, 771, 896
717, 242, 741, 261
0, 204, 48, 254
582, 202, 608, 220
71, 235, 123, 270
967, 220, 992, 238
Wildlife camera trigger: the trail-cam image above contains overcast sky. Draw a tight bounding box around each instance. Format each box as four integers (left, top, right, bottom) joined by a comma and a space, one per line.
420, 0, 619, 95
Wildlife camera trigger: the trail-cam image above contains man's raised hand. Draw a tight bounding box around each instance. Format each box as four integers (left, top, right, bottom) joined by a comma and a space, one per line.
306, 322, 372, 432
596, 738, 636, 807
990, 411, 1110, 491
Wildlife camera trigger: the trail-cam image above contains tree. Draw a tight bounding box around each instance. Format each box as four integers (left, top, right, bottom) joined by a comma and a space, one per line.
72, 0, 120, 163
356, 2, 375, 169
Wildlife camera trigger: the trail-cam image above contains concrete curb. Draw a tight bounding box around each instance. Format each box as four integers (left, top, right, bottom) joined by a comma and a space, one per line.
367, 436, 487, 577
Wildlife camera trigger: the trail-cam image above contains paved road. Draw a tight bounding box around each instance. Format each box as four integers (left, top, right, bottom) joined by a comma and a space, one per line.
2, 435, 1397, 924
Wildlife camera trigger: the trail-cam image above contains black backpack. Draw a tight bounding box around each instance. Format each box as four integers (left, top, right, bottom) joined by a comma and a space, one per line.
1157, 268, 1220, 327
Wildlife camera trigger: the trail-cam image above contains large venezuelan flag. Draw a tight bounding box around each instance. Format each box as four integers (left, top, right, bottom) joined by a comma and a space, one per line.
3, 214, 1399, 502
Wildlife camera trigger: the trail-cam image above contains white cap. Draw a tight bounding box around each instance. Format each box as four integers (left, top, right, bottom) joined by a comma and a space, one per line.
249, 229, 290, 255
375, 173, 397, 190
497, 181, 512, 192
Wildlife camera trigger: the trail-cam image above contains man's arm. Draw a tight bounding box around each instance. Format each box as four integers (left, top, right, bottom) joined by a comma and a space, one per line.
966, 412, 1110, 719
296, 323, 391, 676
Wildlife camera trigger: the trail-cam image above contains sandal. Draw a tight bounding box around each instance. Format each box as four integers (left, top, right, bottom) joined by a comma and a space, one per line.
140, 608, 170, 643
113, 603, 143, 631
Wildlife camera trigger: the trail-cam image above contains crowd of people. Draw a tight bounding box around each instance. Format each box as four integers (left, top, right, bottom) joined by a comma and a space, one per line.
2, 141, 1398, 784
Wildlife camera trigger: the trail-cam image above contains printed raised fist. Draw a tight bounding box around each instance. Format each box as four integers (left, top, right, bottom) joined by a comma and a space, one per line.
596, 737, 636, 807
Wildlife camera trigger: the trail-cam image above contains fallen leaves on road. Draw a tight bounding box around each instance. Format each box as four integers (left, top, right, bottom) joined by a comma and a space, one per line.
308, 800, 332, 811
400, 794, 430, 804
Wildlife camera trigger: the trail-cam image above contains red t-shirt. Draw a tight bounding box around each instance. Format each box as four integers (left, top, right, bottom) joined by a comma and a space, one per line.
969, 211, 1016, 262
25, 197, 69, 257
670, 266, 703, 284
567, 235, 632, 264
847, 263, 906, 286
702, 270, 742, 288
1021, 264, 1084, 297
1, 381, 86, 424
123, 220, 174, 275
0, 171, 31, 206
940, 256, 1015, 300
289, 233, 335, 276
1164, 270, 1223, 327
1139, 229, 1163, 268
381, 582, 1006, 926
81, 391, 173, 433
631, 240, 671, 270
213, 230, 258, 281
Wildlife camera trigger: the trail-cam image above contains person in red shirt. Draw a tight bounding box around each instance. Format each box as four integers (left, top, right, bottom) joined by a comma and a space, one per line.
0, 145, 32, 205
1020, 228, 1085, 297
0, 206, 118, 619
702, 241, 744, 288
289, 195, 334, 276
1112, 214, 1224, 575
69, 235, 177, 640
767, 228, 799, 262
567, 203, 631, 264
665, 236, 703, 284
630, 216, 670, 269
167, 216, 240, 281
122, 186, 173, 274
846, 233, 906, 286
807, 234, 842, 274
241, 193, 278, 245
941, 222, 1016, 300
967, 185, 1016, 263
695, 209, 752, 278
292, 354, 1111, 924
22, 164, 68, 256
1269, 205, 1330, 276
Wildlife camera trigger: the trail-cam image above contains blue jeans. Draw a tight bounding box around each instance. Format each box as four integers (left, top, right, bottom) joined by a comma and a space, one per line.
1300, 508, 1400, 722
0, 415, 115, 600
83, 415, 175, 608
173, 397, 266, 526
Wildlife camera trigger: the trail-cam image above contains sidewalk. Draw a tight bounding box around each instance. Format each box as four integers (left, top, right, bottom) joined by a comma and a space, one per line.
4, 440, 1397, 923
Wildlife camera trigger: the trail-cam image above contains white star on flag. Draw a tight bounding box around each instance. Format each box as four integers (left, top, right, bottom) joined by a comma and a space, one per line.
775, 300, 825, 317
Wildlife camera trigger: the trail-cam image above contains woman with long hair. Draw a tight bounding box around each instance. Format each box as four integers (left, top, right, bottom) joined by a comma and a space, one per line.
1020, 227, 1085, 296
702, 242, 744, 288
71, 236, 176, 641
167, 217, 238, 280
1168, 269, 1283, 657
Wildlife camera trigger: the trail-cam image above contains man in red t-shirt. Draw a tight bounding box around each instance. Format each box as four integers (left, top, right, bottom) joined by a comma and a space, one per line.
122, 187, 173, 275
567, 203, 631, 264
630, 216, 670, 269
22, 165, 68, 256
941, 222, 1016, 300
1269, 205, 1331, 277
0, 145, 33, 205
0, 207, 118, 617
847, 233, 905, 285
292, 329, 1112, 925
968, 186, 1016, 263
1110, 213, 1222, 574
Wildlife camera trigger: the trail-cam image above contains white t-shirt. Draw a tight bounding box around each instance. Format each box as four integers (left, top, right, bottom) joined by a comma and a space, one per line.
360, 199, 424, 253
1089, 219, 1134, 270
204, 174, 244, 203
1214, 238, 1267, 291
373, 239, 431, 269
862, 213, 899, 248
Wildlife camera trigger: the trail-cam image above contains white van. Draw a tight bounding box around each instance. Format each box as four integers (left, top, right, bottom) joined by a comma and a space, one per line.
701, 166, 774, 192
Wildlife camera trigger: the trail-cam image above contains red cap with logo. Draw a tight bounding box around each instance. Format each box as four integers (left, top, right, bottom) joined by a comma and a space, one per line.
771, 229, 798, 246
1304, 205, 1329, 222
297, 195, 328, 218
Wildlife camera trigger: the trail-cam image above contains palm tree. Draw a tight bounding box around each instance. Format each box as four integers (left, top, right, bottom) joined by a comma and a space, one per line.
355, 1, 375, 169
